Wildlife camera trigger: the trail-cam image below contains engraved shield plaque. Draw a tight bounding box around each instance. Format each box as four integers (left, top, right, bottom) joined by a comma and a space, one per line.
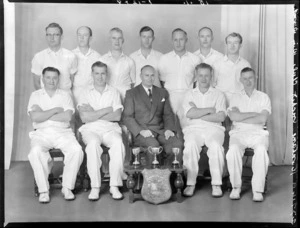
141, 168, 172, 205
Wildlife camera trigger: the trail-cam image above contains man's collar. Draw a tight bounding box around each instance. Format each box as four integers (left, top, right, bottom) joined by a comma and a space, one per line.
172, 50, 188, 57
108, 50, 125, 58
47, 47, 62, 54
92, 84, 109, 93
224, 55, 241, 64
137, 48, 153, 56
241, 88, 257, 96
198, 48, 213, 57
75, 47, 92, 56
142, 84, 153, 93
193, 86, 213, 94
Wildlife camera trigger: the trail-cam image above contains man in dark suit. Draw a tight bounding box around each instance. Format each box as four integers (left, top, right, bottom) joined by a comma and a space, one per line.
123, 65, 183, 167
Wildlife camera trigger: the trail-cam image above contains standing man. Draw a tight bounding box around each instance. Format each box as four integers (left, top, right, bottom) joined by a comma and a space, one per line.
213, 32, 251, 106
31, 23, 77, 93
27, 67, 83, 203
99, 27, 135, 101
123, 65, 183, 167
158, 28, 201, 115
130, 26, 162, 87
72, 26, 101, 104
193, 27, 223, 67
181, 63, 226, 197
226, 67, 271, 202
78, 61, 125, 201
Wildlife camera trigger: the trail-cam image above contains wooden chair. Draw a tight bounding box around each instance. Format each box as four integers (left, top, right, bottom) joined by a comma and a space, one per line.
33, 148, 84, 197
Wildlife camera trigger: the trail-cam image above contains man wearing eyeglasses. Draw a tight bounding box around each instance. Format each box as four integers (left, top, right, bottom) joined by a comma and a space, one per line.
31, 22, 78, 93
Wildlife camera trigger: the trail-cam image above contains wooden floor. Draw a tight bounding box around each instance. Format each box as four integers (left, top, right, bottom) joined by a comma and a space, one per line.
4, 161, 293, 224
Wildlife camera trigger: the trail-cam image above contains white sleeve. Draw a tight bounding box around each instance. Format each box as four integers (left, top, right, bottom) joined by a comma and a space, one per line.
31, 53, 43, 76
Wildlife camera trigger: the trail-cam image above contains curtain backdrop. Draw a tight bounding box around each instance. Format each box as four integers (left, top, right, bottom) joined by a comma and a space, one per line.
4, 1, 15, 170
221, 5, 294, 165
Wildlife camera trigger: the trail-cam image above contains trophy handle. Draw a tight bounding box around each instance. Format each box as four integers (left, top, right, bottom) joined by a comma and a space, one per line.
158, 146, 163, 153
148, 146, 152, 153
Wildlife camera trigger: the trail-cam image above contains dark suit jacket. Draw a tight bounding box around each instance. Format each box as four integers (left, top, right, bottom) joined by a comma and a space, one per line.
122, 84, 177, 137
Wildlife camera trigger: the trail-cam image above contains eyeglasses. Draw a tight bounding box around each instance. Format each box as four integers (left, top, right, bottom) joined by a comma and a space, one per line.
46, 33, 61, 37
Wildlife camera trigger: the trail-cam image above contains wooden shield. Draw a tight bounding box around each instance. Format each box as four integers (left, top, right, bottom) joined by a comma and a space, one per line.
141, 168, 172, 205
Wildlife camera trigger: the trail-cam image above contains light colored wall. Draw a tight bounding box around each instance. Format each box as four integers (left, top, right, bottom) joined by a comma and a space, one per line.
12, 3, 223, 161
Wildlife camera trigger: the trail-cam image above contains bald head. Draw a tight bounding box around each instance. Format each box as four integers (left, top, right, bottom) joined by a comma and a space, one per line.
140, 65, 155, 88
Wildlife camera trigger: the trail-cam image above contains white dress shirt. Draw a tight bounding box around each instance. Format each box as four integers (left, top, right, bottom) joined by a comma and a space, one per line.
193, 48, 223, 67
228, 89, 271, 131
27, 88, 75, 129
213, 55, 251, 94
72, 47, 101, 88
181, 87, 226, 130
158, 51, 201, 92
77, 84, 123, 133
31, 48, 78, 90
130, 49, 163, 87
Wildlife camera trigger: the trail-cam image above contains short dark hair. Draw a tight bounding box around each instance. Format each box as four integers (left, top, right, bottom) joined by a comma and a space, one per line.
225, 32, 243, 44
42, 67, 60, 76
141, 65, 155, 74
45, 23, 63, 35
91, 61, 108, 73
241, 67, 255, 76
195, 63, 213, 74
77, 26, 92, 36
198, 27, 213, 36
172, 28, 187, 38
139, 26, 154, 36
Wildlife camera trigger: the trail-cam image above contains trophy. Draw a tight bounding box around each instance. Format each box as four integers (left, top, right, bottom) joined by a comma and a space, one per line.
148, 146, 163, 168
132, 147, 141, 168
172, 147, 180, 168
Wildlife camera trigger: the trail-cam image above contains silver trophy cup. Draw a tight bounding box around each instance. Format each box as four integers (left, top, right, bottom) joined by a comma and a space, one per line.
148, 146, 163, 167
132, 147, 141, 167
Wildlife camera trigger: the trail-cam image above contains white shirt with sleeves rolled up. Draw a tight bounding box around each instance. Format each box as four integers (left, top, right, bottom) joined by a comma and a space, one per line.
77, 84, 123, 134
31, 48, 78, 90
130, 49, 163, 87
158, 50, 201, 92
27, 88, 75, 129
228, 89, 271, 132
181, 87, 226, 131
72, 47, 101, 88
193, 48, 224, 67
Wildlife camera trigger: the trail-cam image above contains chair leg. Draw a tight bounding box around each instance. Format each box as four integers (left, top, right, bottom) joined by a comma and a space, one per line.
264, 175, 268, 193
34, 179, 39, 197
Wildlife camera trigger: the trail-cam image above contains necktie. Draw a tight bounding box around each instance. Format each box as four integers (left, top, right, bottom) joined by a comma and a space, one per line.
148, 89, 152, 103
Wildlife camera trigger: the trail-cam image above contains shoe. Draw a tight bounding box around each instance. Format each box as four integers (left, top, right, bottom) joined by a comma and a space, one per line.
61, 187, 75, 201
88, 188, 100, 201
183, 185, 195, 197
212, 185, 223, 197
39, 192, 50, 203
109, 186, 123, 200
229, 187, 241, 200
253, 191, 264, 202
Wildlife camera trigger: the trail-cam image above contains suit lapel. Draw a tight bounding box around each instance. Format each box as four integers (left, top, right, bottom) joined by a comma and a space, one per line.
137, 85, 152, 110
149, 86, 159, 120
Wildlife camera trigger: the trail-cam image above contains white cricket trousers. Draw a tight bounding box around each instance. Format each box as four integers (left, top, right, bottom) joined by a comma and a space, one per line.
183, 126, 225, 186
81, 130, 125, 188
28, 128, 84, 193
226, 129, 269, 192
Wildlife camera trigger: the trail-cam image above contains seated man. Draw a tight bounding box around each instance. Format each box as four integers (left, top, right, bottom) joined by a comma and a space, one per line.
27, 67, 84, 203
226, 67, 271, 202
181, 63, 226, 197
123, 65, 183, 167
78, 61, 125, 201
